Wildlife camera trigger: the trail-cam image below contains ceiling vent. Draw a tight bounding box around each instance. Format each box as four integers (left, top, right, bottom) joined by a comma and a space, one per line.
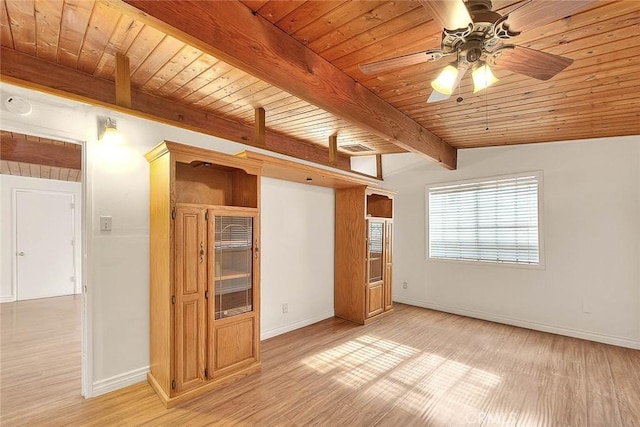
340, 143, 373, 153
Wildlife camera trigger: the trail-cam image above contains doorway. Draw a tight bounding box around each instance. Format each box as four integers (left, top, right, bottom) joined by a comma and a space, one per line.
0, 129, 86, 402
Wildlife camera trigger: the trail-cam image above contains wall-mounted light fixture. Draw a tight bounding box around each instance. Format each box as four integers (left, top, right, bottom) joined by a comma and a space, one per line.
99, 117, 123, 144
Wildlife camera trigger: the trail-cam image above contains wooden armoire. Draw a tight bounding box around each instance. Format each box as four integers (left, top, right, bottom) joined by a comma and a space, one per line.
335, 186, 394, 324
145, 141, 262, 407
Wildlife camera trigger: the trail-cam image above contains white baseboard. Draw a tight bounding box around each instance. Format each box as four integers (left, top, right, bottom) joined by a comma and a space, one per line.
394, 296, 640, 350
1, 295, 15, 303
91, 366, 149, 397
261, 310, 335, 340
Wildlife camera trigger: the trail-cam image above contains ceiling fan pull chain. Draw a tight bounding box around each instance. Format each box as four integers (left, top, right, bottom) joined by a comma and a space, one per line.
485, 87, 489, 131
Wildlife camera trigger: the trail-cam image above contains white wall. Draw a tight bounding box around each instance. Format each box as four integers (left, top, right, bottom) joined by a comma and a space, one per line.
384, 136, 640, 348
0, 82, 336, 396
261, 178, 334, 339
0, 175, 82, 302
351, 155, 377, 177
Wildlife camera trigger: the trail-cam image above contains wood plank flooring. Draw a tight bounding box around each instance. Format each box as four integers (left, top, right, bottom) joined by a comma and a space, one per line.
1, 296, 639, 426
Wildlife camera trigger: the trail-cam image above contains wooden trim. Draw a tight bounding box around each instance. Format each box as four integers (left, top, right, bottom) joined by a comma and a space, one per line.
0, 46, 352, 171
115, 53, 131, 108
149, 363, 261, 408
236, 150, 380, 189
147, 141, 264, 176
146, 371, 172, 407
362, 307, 394, 324
375, 154, 383, 180
365, 186, 396, 198
177, 203, 259, 214
117, 0, 457, 169
254, 107, 265, 146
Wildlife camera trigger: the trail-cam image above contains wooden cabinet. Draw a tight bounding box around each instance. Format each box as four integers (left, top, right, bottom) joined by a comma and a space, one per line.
335, 187, 394, 324
145, 141, 261, 407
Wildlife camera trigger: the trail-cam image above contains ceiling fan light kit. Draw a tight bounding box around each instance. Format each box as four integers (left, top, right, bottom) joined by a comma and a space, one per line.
472, 62, 499, 93
359, 0, 591, 103
431, 64, 459, 95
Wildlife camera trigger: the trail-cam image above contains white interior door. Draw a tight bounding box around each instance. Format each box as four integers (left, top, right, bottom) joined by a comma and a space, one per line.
16, 190, 76, 300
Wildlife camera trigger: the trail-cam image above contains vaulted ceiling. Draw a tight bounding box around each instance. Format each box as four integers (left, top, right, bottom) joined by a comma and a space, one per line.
1, 0, 639, 173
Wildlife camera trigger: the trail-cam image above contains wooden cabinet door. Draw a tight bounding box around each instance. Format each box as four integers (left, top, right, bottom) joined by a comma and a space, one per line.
384, 221, 393, 311
366, 219, 385, 318
174, 206, 207, 394
208, 210, 260, 377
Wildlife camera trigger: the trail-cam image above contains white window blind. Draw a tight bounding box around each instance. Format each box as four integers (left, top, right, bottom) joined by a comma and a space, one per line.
428, 173, 540, 265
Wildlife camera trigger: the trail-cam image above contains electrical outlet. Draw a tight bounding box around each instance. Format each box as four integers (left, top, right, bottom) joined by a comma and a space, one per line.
282, 303, 288, 314
402, 281, 408, 289
100, 216, 112, 231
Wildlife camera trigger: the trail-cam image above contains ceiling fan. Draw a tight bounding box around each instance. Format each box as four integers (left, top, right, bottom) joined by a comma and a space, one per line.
359, 0, 595, 103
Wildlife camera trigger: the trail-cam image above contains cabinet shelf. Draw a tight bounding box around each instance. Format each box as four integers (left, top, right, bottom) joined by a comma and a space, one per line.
216, 305, 252, 318
216, 241, 251, 249
216, 271, 251, 282
215, 278, 252, 294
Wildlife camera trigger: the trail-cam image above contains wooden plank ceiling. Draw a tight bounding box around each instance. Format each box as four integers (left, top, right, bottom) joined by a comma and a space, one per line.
1, 1, 639, 172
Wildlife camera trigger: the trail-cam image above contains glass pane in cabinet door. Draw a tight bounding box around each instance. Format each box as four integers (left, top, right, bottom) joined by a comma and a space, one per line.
214, 216, 253, 320
368, 221, 384, 284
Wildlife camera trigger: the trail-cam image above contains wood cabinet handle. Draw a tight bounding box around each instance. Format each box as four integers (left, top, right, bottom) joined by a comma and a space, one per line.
200, 242, 204, 263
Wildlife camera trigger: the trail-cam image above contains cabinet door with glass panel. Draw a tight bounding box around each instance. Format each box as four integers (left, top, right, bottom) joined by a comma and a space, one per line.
384, 221, 393, 311
210, 213, 257, 320
208, 209, 259, 377
366, 219, 385, 318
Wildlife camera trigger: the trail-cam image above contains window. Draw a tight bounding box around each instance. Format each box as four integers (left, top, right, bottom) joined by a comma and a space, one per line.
427, 172, 542, 265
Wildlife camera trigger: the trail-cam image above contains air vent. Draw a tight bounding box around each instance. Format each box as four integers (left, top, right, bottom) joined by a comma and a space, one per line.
340, 143, 373, 153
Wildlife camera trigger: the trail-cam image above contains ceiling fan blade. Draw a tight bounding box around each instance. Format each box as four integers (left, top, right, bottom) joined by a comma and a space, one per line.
418, 0, 472, 31
427, 62, 469, 103
359, 50, 448, 75
490, 45, 573, 81
505, 1, 598, 33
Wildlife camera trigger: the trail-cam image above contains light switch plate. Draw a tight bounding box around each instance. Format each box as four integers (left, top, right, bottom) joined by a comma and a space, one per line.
100, 216, 112, 231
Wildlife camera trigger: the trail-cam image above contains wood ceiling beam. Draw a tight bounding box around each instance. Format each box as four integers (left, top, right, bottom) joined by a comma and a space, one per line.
328, 134, 337, 166
255, 107, 265, 146
0, 47, 353, 171
117, 0, 457, 170
0, 134, 81, 169
115, 53, 132, 108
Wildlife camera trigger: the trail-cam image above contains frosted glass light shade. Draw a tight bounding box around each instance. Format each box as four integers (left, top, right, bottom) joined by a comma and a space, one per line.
100, 118, 123, 144
430, 65, 459, 95
472, 63, 498, 93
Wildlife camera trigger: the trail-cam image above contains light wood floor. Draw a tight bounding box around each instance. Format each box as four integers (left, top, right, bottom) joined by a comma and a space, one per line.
1, 296, 639, 426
